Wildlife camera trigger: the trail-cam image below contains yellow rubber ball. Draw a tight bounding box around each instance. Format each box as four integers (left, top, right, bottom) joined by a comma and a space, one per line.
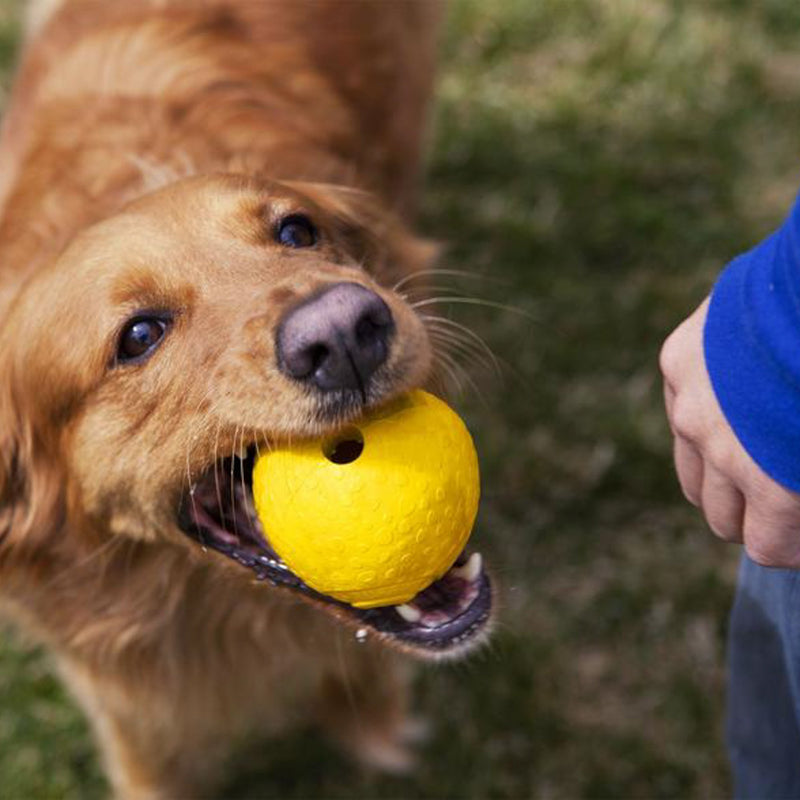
252, 390, 480, 609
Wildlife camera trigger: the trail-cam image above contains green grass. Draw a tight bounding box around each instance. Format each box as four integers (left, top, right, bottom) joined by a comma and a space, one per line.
5, 0, 800, 796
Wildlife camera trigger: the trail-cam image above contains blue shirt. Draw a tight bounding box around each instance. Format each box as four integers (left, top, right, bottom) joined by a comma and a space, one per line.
704, 193, 800, 492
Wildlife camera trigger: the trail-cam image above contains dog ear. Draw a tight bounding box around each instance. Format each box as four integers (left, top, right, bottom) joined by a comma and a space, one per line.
0, 381, 26, 552
0, 362, 65, 564
287, 182, 439, 286
0, 287, 29, 551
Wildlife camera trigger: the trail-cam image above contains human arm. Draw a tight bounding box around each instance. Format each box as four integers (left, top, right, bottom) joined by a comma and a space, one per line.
660, 194, 800, 568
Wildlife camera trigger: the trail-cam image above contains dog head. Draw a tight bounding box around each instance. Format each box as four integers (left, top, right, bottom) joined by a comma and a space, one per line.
0, 174, 492, 659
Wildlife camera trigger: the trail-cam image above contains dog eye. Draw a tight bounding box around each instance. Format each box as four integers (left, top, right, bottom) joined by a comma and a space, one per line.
117, 316, 169, 364
276, 214, 317, 248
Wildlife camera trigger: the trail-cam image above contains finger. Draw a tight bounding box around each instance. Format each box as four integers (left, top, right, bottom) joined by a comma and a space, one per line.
742, 502, 800, 568
700, 463, 744, 542
663, 381, 676, 427
674, 436, 703, 506
658, 299, 710, 385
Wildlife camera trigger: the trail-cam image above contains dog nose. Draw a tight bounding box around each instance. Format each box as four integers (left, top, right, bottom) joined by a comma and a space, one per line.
277, 282, 394, 392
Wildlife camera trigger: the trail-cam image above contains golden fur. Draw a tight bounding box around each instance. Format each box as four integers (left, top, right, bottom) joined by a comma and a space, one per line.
0, 2, 451, 798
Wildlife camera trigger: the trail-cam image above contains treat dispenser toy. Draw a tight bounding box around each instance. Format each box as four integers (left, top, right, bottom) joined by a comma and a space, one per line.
252, 390, 480, 608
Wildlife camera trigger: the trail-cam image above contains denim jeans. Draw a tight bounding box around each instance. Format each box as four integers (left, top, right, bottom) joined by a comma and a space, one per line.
728, 555, 800, 799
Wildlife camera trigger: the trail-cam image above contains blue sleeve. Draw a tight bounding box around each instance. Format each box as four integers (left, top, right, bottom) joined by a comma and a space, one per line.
704, 192, 800, 493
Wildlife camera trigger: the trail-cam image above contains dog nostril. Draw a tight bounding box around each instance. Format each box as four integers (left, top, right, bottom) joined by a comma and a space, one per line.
283, 342, 330, 380
308, 343, 329, 372
355, 300, 392, 346
355, 314, 383, 346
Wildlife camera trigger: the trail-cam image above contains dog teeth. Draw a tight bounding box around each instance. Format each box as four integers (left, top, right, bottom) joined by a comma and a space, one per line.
234, 443, 249, 459
452, 552, 483, 583
465, 552, 483, 581
395, 603, 422, 623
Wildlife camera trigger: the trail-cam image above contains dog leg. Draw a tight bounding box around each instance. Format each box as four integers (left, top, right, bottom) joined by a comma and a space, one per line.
317, 644, 419, 774
58, 660, 233, 800
25, 0, 66, 37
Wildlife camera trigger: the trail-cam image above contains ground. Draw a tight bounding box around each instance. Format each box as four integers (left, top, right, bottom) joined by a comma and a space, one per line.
3, 0, 800, 797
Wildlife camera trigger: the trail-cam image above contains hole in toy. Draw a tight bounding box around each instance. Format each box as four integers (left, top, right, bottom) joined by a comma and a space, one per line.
324, 427, 364, 464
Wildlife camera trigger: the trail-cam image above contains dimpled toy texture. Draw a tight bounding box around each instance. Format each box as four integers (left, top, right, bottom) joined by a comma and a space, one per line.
252, 390, 480, 608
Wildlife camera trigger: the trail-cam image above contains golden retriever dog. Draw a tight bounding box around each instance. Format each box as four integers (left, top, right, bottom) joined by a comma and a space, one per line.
0, 1, 493, 797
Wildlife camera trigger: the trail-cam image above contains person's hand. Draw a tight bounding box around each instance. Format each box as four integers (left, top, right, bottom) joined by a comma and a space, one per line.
660, 298, 800, 567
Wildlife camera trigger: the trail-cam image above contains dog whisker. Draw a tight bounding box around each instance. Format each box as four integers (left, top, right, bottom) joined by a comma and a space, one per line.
392, 268, 493, 293
411, 296, 537, 320
421, 314, 507, 375
335, 630, 363, 728
229, 426, 243, 542
212, 418, 225, 545
253, 429, 271, 460
180, 387, 221, 541
431, 347, 466, 396
398, 286, 484, 304
426, 328, 500, 377
434, 345, 489, 408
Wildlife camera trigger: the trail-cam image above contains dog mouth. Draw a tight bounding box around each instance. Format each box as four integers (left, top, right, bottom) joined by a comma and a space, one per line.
178, 447, 492, 656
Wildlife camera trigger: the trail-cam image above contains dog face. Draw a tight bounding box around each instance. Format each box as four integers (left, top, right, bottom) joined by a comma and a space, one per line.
0, 175, 492, 659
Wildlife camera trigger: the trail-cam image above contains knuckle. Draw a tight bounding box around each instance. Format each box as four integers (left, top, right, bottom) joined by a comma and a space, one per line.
771, 500, 800, 526
705, 439, 736, 473
671, 400, 700, 441
749, 484, 800, 524
658, 335, 679, 381
761, 473, 800, 504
